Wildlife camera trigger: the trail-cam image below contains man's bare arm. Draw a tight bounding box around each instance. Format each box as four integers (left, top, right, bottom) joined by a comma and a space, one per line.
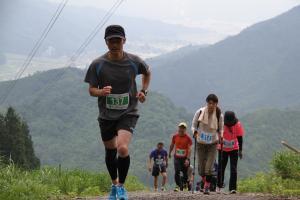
88, 85, 111, 97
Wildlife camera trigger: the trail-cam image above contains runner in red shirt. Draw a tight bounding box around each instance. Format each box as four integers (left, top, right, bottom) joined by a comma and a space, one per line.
169, 122, 192, 191
217, 111, 244, 194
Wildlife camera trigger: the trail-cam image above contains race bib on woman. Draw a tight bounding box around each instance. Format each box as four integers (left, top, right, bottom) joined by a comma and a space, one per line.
223, 139, 235, 149
106, 93, 129, 110
198, 132, 213, 144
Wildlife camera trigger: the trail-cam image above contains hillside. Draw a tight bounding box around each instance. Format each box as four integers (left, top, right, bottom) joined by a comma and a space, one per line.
0, 67, 191, 182
239, 109, 300, 176
151, 5, 300, 114
0, 68, 300, 185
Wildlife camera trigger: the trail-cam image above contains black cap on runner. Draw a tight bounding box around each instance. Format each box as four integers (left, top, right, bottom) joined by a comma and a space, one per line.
104, 25, 126, 40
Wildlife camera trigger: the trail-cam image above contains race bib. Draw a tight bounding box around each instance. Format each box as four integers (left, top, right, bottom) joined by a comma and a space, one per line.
175, 149, 186, 157
155, 158, 164, 165
199, 132, 213, 144
106, 93, 129, 110
223, 140, 235, 149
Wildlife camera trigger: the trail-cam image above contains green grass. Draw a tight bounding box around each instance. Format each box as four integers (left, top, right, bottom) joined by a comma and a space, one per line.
238, 151, 300, 197
0, 163, 145, 200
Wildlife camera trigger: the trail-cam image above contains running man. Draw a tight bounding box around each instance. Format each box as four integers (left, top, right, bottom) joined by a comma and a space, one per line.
169, 122, 193, 191
191, 94, 224, 195
148, 142, 168, 192
84, 25, 151, 200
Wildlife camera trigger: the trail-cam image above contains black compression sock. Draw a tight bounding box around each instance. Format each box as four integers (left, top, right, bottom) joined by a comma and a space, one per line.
105, 148, 118, 181
118, 155, 130, 184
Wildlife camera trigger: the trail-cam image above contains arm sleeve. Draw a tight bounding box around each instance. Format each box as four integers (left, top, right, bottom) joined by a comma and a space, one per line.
149, 151, 154, 159
137, 56, 150, 75
84, 62, 99, 87
236, 122, 245, 136
237, 136, 243, 151
191, 109, 201, 133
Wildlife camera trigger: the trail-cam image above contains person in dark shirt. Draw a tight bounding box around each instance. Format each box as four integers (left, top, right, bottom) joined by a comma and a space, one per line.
148, 142, 168, 192
84, 25, 151, 200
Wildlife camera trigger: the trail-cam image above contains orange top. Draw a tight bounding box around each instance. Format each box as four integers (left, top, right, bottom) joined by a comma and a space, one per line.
171, 133, 192, 158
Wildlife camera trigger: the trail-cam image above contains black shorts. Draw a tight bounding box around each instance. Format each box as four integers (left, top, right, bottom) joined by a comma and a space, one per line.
152, 165, 167, 177
98, 115, 139, 142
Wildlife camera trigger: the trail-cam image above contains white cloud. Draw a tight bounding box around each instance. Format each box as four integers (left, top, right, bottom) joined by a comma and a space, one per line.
47, 0, 300, 36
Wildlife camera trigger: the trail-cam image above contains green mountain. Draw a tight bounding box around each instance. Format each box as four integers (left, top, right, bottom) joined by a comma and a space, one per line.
0, 67, 191, 183
238, 109, 300, 177
0, 68, 299, 185
150, 5, 300, 114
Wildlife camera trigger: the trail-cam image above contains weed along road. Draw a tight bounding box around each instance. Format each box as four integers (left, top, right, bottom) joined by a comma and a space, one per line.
83, 191, 299, 200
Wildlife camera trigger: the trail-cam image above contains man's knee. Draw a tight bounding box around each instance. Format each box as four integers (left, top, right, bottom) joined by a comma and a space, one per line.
162, 173, 167, 178
118, 145, 129, 157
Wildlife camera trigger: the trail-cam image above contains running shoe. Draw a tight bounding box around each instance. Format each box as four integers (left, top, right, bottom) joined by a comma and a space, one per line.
108, 185, 117, 200
174, 186, 179, 192
203, 187, 210, 195
116, 185, 128, 200
230, 190, 237, 194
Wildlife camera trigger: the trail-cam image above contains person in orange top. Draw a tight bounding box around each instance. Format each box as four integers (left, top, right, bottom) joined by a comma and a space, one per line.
169, 122, 193, 191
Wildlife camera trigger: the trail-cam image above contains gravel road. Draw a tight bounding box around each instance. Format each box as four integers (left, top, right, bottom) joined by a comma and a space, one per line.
77, 191, 299, 200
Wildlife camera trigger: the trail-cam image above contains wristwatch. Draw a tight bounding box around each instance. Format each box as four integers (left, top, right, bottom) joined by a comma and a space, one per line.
140, 89, 148, 96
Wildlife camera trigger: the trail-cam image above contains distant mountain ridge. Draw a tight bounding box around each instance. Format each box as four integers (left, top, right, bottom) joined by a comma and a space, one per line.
150, 5, 300, 114
0, 0, 222, 57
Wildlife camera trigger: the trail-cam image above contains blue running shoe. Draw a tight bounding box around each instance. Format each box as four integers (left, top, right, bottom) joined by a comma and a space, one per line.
116, 185, 128, 200
108, 185, 117, 200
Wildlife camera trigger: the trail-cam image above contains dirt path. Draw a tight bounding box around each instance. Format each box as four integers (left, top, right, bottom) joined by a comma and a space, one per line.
77, 191, 299, 200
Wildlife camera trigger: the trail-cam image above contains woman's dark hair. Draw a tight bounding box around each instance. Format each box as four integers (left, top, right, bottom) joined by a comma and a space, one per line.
224, 111, 238, 127
206, 94, 218, 103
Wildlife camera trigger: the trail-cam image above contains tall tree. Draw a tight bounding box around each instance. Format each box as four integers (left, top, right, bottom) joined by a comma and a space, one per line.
4, 107, 26, 166
0, 113, 8, 163
0, 107, 40, 169
22, 121, 40, 169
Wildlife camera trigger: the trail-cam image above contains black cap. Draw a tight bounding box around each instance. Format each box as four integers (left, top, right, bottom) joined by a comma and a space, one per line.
104, 25, 126, 40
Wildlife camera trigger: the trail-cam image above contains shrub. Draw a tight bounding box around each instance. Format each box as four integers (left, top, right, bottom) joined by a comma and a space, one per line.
238, 151, 300, 197
272, 151, 300, 180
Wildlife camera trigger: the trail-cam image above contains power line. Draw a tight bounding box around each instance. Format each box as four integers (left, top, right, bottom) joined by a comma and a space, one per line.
0, 0, 69, 106
70, 0, 124, 63
33, 0, 124, 99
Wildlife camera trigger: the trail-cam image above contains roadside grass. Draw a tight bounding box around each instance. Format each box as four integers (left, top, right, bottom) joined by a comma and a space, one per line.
0, 163, 145, 200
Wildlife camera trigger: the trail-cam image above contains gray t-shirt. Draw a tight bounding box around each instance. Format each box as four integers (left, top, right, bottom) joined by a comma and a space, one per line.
84, 52, 150, 120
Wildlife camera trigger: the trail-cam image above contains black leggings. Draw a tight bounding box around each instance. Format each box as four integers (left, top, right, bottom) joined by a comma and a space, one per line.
174, 157, 188, 188
217, 150, 238, 191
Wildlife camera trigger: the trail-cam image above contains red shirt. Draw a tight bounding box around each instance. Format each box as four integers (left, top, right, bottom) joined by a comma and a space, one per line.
218, 121, 244, 152
172, 133, 192, 158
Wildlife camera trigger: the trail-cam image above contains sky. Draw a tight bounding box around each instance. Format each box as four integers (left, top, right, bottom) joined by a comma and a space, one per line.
48, 0, 300, 35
